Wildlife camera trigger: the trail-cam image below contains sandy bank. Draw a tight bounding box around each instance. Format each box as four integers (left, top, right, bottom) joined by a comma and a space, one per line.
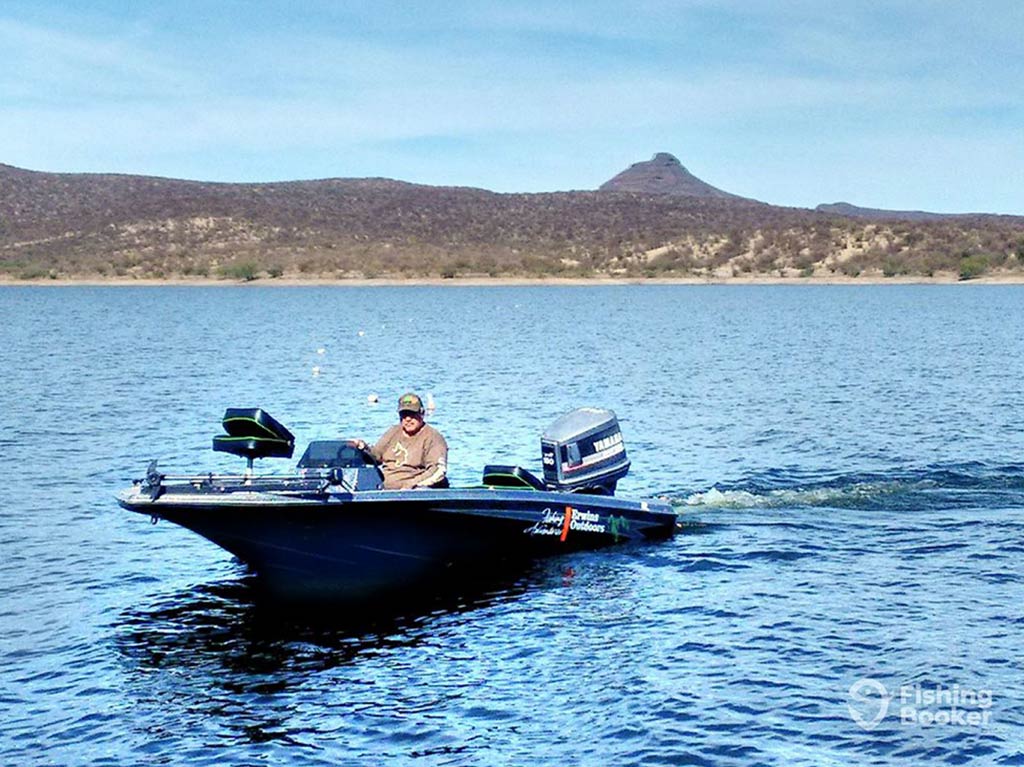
3, 273, 1024, 287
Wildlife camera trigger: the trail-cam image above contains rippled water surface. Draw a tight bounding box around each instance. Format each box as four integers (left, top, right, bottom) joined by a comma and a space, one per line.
2, 285, 1023, 765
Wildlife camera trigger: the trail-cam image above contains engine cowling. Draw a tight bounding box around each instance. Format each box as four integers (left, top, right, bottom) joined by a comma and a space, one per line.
540, 408, 630, 494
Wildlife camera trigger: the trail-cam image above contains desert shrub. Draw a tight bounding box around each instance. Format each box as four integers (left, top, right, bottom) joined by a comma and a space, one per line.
902, 230, 924, 247
649, 247, 696, 273
717, 230, 746, 260
838, 260, 862, 277
752, 248, 780, 272
793, 251, 818, 271
959, 254, 989, 280
882, 259, 903, 277
220, 261, 259, 281
182, 262, 210, 277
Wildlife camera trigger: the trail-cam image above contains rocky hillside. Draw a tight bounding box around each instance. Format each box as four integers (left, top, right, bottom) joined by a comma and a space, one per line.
1, 159, 1022, 281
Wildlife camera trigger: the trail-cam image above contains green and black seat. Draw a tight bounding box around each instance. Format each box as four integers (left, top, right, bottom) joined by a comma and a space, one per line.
213, 408, 295, 469
482, 464, 547, 491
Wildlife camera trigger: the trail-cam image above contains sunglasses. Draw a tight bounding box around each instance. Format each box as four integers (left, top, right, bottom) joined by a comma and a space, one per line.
399, 411, 421, 419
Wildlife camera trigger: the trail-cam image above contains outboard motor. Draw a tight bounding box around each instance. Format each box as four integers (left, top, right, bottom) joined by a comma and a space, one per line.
541, 408, 630, 494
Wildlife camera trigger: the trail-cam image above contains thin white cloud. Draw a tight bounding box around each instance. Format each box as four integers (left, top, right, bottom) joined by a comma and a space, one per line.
0, 2, 1021, 211
0, 17, 190, 102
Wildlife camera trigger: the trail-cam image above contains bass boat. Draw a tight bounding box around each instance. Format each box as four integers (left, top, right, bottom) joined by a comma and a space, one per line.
117, 407, 677, 599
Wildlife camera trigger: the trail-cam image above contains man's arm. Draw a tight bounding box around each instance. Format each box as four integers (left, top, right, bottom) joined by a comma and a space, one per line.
351, 426, 395, 463
412, 432, 448, 488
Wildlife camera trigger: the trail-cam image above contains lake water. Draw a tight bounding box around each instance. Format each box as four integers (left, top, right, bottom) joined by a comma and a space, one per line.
1, 284, 1022, 765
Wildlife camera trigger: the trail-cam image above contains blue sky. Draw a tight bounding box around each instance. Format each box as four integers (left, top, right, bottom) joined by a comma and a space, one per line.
2, 1, 1022, 213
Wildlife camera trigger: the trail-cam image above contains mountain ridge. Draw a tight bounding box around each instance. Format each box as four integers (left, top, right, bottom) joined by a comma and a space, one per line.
1, 156, 1022, 281
816, 201, 970, 221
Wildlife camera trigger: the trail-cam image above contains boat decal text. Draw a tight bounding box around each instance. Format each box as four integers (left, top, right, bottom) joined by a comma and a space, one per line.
524, 508, 565, 537
524, 506, 607, 539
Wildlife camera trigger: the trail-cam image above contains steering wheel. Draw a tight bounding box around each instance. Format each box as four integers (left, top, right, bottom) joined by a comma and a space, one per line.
333, 443, 379, 468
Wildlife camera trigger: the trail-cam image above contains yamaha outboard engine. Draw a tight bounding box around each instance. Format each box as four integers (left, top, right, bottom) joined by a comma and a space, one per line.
541, 408, 630, 494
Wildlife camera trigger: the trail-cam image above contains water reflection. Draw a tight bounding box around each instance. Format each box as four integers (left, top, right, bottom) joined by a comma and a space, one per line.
116, 564, 549, 680
113, 566, 568, 754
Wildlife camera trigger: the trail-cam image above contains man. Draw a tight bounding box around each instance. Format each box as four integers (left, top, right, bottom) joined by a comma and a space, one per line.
352, 392, 449, 489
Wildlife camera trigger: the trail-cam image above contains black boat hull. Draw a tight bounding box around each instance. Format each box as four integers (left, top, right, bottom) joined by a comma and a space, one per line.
118, 486, 677, 600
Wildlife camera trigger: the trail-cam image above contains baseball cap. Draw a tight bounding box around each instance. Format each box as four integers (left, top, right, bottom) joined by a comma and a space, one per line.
397, 392, 424, 414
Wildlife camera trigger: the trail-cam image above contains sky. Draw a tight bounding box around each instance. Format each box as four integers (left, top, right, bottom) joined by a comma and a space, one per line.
2, 1, 1022, 214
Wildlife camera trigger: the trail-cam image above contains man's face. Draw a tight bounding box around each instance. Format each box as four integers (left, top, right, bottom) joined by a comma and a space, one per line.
399, 410, 424, 436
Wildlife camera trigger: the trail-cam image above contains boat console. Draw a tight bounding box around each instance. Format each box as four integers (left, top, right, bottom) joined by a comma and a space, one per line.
297, 440, 384, 490
297, 439, 376, 470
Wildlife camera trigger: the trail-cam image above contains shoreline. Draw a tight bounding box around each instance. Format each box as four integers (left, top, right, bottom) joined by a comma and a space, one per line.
3, 273, 1024, 287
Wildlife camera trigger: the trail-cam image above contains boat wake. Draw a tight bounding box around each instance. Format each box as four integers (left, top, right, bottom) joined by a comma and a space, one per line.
668, 461, 1024, 512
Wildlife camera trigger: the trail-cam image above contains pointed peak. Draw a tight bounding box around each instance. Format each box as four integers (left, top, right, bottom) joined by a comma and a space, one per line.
599, 152, 740, 199
650, 152, 681, 164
